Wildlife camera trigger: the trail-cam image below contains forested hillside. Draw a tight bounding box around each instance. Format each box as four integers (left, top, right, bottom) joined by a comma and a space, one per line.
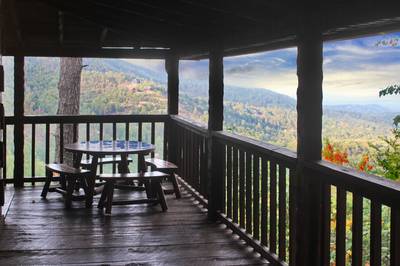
3, 57, 394, 158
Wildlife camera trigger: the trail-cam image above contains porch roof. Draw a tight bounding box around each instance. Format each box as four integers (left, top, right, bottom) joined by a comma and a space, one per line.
2, 0, 400, 59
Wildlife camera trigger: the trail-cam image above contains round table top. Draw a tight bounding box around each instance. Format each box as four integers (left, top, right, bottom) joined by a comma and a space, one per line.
64, 140, 155, 156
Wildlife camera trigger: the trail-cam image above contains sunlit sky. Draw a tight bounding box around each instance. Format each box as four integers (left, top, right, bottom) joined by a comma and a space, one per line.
126, 32, 400, 111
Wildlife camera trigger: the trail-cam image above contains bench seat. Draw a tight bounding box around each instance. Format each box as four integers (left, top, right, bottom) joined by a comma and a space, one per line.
97, 171, 169, 215
145, 158, 181, 198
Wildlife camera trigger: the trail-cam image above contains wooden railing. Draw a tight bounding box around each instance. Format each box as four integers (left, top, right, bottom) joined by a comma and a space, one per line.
306, 160, 400, 266
169, 116, 400, 265
214, 131, 297, 265
3, 113, 400, 265
170, 116, 209, 200
3, 114, 169, 184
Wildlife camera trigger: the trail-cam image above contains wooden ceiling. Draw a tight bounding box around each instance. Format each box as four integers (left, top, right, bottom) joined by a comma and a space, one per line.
2, 0, 400, 59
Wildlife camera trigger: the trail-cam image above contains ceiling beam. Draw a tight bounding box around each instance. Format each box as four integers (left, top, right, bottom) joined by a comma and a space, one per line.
6, 0, 23, 46
4, 46, 170, 59
58, 11, 63, 45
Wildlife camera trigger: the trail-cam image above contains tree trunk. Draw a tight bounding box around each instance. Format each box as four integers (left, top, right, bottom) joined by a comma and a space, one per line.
55, 58, 82, 165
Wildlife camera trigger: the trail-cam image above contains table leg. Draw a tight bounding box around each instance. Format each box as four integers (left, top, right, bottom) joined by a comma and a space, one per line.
118, 154, 130, 173
85, 156, 98, 208
72, 152, 83, 168
138, 154, 146, 173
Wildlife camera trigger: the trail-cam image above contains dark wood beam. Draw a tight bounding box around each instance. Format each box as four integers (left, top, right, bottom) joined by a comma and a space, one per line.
99, 28, 108, 47
295, 11, 324, 266
166, 55, 179, 115
5, 0, 23, 46
88, 0, 210, 34
13, 56, 24, 188
207, 46, 224, 221
4, 46, 169, 59
38, 0, 209, 46
58, 11, 64, 45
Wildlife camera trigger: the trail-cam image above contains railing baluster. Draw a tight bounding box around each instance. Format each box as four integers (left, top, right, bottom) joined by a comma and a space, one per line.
151, 122, 155, 158
3, 125, 6, 180
73, 123, 78, 142
125, 122, 129, 141
31, 124, 35, 184
321, 183, 331, 266
86, 123, 90, 160
59, 123, 64, 163
352, 193, 363, 266
370, 201, 382, 266
86, 123, 90, 142
138, 122, 142, 141
245, 152, 252, 234
99, 123, 103, 174
278, 164, 286, 260
253, 154, 260, 240
232, 146, 239, 223
261, 156, 268, 246
226, 145, 232, 219
239, 149, 245, 229
193, 135, 199, 190
112, 122, 116, 173
390, 208, 400, 266
336, 187, 346, 266
45, 124, 49, 164
270, 161, 277, 254
289, 168, 296, 266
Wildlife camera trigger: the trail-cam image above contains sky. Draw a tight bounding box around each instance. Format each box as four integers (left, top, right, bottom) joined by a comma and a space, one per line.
126, 32, 400, 111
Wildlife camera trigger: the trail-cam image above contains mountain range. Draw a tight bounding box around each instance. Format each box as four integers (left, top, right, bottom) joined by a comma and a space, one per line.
1, 56, 395, 154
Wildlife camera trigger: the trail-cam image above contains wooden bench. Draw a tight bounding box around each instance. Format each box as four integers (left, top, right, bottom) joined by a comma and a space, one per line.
41, 164, 92, 208
145, 158, 181, 199
97, 171, 169, 215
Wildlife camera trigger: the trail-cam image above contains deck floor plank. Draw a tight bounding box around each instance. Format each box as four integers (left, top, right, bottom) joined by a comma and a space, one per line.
0, 187, 268, 265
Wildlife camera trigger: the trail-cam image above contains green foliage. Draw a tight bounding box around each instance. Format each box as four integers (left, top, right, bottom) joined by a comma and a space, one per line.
370, 126, 400, 180
379, 84, 400, 97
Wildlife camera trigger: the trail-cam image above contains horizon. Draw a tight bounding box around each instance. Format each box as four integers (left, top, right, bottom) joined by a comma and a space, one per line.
125, 32, 400, 111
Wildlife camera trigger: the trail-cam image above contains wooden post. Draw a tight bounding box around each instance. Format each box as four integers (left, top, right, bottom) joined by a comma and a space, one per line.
165, 54, 179, 163
166, 54, 179, 115
14, 56, 24, 187
295, 14, 324, 266
0, 64, 4, 215
207, 48, 224, 221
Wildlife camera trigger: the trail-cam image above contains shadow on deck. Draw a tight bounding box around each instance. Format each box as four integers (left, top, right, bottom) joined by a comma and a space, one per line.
0, 186, 268, 265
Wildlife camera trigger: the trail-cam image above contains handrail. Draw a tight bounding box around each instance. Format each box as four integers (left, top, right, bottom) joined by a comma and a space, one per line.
170, 115, 208, 137
213, 131, 297, 167
5, 114, 169, 124
306, 160, 400, 207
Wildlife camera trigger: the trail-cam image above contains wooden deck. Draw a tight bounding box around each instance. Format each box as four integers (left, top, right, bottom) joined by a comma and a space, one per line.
0, 186, 268, 265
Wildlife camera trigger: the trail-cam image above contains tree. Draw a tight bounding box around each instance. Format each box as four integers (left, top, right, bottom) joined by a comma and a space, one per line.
55, 58, 83, 165
371, 37, 400, 180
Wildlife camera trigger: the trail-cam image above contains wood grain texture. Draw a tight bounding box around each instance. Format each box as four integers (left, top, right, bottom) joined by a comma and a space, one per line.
0, 187, 269, 265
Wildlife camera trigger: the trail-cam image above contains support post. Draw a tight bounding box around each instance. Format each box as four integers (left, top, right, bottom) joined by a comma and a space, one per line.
14, 56, 24, 187
166, 54, 179, 115
207, 48, 224, 221
295, 14, 324, 266
165, 54, 179, 163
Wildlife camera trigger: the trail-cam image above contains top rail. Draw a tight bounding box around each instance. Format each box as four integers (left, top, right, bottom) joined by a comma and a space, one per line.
306, 159, 400, 207
213, 131, 297, 167
170, 115, 208, 137
5, 114, 169, 124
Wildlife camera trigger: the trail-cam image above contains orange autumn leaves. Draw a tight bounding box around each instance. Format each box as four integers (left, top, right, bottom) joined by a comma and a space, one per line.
322, 140, 374, 172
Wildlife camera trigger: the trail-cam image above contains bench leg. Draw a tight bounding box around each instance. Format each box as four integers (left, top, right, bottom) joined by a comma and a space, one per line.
98, 182, 108, 209
155, 180, 168, 212
105, 182, 115, 215
170, 173, 181, 199
65, 176, 76, 209
41, 169, 52, 198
